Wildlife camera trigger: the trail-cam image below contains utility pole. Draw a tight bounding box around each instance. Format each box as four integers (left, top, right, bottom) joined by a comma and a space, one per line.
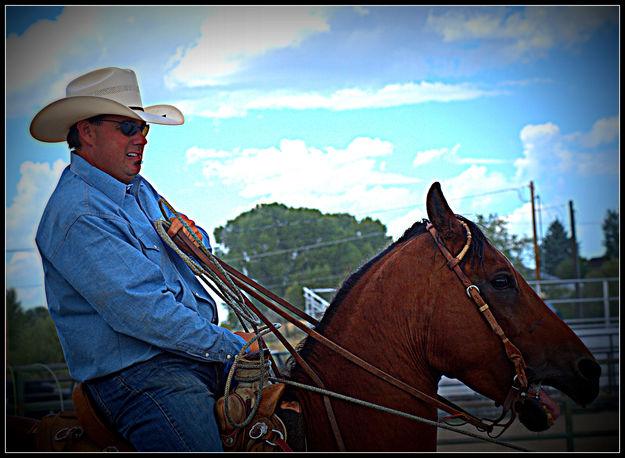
569, 201, 582, 317
530, 181, 541, 282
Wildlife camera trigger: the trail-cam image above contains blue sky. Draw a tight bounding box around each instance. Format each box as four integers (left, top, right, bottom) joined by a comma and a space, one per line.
5, 6, 620, 311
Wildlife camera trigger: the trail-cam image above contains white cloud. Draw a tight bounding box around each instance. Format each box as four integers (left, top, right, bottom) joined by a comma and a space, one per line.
440, 165, 511, 216
565, 116, 619, 148
6, 159, 68, 309
165, 6, 330, 88
413, 147, 448, 168
5, 6, 209, 118
514, 118, 618, 180
175, 81, 501, 119
426, 6, 616, 62
186, 146, 232, 163
514, 122, 561, 180
413, 143, 507, 168
502, 202, 535, 239
6, 159, 67, 249
386, 208, 426, 240
191, 137, 419, 217
6, 7, 96, 95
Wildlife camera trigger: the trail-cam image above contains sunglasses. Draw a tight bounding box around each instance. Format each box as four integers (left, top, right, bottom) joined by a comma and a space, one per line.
99, 119, 150, 137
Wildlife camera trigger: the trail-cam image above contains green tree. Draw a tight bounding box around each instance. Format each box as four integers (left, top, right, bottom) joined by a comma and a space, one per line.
601, 208, 619, 259
213, 203, 391, 329
6, 289, 65, 365
540, 219, 576, 277
475, 214, 533, 279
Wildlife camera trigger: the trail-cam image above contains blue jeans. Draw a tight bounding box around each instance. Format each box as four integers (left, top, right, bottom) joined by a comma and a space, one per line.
86, 352, 226, 451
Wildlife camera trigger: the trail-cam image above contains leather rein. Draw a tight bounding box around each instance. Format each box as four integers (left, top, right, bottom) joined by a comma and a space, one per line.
158, 201, 530, 449
426, 220, 530, 434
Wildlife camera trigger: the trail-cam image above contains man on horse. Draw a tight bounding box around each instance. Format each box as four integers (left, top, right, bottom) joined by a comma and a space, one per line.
31, 67, 253, 451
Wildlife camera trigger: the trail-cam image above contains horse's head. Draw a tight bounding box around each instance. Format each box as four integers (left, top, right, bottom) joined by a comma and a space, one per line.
424, 182, 600, 433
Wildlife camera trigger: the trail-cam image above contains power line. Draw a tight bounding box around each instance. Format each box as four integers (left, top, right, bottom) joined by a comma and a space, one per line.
448, 186, 529, 204
225, 231, 386, 262
214, 186, 530, 232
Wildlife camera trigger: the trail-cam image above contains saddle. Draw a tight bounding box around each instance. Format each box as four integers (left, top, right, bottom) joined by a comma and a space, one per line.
71, 382, 136, 451
64, 360, 305, 452
215, 382, 291, 451
214, 351, 305, 452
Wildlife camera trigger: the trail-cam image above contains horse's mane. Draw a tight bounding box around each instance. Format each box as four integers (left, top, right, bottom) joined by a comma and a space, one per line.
285, 215, 488, 377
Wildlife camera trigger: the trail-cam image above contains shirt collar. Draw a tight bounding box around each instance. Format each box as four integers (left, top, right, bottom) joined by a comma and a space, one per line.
70, 153, 142, 205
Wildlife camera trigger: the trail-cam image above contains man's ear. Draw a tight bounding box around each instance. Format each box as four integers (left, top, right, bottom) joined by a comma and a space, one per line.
76, 120, 96, 150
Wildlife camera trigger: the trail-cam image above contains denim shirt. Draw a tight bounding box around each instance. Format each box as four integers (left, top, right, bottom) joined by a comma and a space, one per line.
36, 153, 245, 382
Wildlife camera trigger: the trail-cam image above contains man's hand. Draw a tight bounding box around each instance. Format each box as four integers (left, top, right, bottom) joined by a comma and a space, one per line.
168, 214, 202, 246
233, 331, 261, 353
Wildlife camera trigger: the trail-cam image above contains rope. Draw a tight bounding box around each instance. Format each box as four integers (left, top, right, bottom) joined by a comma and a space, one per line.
222, 327, 273, 428
155, 199, 259, 325
154, 198, 271, 429
271, 377, 530, 452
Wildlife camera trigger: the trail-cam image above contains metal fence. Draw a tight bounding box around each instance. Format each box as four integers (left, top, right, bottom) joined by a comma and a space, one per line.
528, 277, 619, 328
305, 277, 619, 328
6, 363, 74, 419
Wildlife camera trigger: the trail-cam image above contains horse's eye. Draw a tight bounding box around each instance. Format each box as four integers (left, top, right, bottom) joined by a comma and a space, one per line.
491, 274, 512, 290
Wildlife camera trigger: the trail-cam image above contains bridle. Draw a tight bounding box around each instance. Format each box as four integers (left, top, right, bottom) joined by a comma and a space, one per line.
426, 220, 530, 435
157, 200, 534, 449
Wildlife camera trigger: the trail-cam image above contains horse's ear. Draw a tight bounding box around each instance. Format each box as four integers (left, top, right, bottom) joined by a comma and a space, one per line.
426, 182, 464, 241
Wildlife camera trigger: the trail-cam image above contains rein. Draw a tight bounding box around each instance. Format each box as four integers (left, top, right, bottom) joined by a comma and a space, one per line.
154, 199, 530, 450
426, 221, 529, 434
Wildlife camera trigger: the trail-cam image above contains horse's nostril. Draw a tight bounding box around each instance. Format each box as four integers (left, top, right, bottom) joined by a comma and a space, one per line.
578, 358, 601, 380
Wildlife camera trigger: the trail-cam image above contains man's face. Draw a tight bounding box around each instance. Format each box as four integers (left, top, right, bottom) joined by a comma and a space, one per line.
88, 115, 148, 184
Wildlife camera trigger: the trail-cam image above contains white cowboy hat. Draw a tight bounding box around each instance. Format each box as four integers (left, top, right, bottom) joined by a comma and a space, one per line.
30, 67, 184, 142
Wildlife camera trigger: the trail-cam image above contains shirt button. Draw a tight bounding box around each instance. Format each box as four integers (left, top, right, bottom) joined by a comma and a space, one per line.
226, 354, 232, 360
205, 353, 210, 357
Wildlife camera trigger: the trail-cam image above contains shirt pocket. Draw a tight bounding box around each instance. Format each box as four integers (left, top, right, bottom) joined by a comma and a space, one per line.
137, 229, 165, 269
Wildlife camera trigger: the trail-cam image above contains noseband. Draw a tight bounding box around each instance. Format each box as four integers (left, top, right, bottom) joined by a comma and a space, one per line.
426, 221, 529, 436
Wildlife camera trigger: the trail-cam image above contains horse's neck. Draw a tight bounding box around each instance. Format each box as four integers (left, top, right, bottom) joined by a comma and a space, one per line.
292, 254, 441, 451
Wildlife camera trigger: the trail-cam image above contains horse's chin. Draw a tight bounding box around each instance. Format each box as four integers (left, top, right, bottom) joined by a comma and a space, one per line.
515, 384, 561, 432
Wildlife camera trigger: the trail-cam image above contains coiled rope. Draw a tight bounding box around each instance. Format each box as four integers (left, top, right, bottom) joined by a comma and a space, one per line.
155, 198, 270, 428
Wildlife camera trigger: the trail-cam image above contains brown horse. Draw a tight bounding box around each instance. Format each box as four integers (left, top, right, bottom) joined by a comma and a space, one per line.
282, 182, 601, 451
8, 182, 601, 452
